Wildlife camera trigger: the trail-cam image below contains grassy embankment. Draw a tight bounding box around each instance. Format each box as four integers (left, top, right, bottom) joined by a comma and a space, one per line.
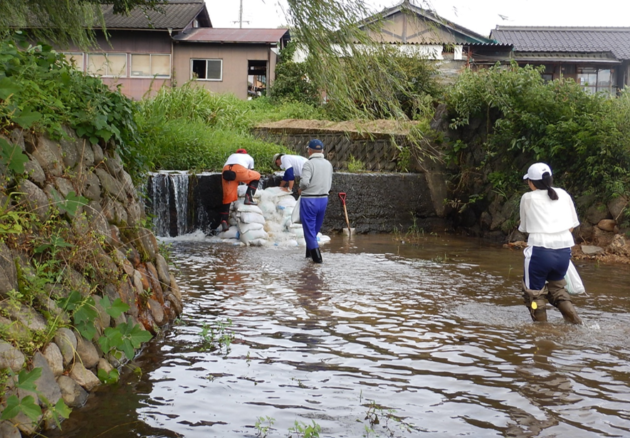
135, 84, 328, 174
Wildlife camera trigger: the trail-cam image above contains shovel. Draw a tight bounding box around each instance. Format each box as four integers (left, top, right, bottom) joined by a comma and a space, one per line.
338, 192, 354, 237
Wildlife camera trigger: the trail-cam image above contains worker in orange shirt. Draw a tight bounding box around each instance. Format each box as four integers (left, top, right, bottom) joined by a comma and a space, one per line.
219, 148, 260, 231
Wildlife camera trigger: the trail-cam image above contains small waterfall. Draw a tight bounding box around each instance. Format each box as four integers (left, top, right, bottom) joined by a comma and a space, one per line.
149, 172, 190, 237
148, 172, 281, 238
172, 173, 189, 236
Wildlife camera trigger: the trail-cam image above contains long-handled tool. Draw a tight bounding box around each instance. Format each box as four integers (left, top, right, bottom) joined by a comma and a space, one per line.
338, 192, 353, 237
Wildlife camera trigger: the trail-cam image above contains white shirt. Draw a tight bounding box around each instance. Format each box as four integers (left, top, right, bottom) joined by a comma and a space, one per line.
280, 155, 308, 177
518, 187, 579, 249
224, 153, 254, 169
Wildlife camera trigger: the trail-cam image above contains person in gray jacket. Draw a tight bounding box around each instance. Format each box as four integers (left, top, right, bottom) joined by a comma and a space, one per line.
299, 139, 333, 263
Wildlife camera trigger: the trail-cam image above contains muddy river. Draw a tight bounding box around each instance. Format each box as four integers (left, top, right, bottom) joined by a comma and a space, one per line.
50, 234, 630, 438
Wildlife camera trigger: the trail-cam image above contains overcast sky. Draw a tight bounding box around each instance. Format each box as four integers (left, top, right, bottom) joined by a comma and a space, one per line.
204, 0, 630, 37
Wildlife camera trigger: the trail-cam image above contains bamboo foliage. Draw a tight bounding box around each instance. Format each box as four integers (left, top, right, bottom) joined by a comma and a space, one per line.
283, 0, 438, 121
283, 1, 444, 164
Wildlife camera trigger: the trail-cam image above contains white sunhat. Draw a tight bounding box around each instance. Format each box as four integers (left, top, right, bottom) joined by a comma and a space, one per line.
272, 153, 283, 167
523, 162, 552, 181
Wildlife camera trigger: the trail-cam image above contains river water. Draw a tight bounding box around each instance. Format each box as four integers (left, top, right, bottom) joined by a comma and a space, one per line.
50, 234, 630, 438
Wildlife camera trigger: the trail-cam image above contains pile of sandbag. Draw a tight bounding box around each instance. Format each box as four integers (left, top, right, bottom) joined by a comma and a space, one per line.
215, 185, 330, 248
237, 203, 268, 246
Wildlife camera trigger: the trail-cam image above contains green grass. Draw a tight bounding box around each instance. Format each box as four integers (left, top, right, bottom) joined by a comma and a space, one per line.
135, 83, 327, 172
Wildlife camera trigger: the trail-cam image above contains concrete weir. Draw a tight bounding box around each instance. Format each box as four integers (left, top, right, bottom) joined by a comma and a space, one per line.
147, 171, 448, 237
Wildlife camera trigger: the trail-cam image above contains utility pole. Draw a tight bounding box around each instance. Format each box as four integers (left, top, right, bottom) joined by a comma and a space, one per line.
233, 0, 250, 28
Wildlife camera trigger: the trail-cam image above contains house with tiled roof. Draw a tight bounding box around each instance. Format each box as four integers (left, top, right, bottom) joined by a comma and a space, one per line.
61, 0, 289, 100
173, 28, 290, 97
356, 0, 513, 82
491, 26, 630, 95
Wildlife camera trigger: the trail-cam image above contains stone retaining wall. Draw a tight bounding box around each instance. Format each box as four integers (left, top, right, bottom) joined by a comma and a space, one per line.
149, 172, 446, 237
253, 122, 416, 172
0, 127, 181, 437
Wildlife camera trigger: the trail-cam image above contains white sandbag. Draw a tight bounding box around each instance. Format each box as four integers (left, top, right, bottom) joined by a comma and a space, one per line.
281, 215, 293, 230
240, 212, 266, 225
237, 204, 264, 215
240, 228, 269, 245
240, 228, 268, 241
278, 196, 297, 209
258, 201, 277, 217
289, 223, 304, 238
237, 185, 247, 197
218, 226, 239, 239
317, 234, 331, 244
238, 222, 263, 233
246, 238, 267, 247
265, 186, 293, 197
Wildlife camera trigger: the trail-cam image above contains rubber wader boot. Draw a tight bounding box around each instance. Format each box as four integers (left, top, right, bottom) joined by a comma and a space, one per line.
523, 281, 547, 322
305, 248, 311, 258
219, 204, 230, 231
556, 300, 583, 325
244, 180, 259, 205
311, 247, 322, 263
530, 305, 548, 323
547, 279, 583, 325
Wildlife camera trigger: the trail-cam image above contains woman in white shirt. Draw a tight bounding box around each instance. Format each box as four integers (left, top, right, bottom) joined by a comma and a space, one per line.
519, 162, 582, 324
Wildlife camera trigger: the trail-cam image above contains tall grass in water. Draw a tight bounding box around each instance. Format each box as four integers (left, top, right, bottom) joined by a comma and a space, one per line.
136, 82, 326, 172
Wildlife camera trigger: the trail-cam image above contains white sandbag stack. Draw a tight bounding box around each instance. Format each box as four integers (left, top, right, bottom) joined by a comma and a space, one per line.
213, 185, 330, 248
235, 204, 269, 246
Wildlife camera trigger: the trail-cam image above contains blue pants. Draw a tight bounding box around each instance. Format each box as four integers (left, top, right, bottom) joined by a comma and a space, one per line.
523, 246, 571, 290
300, 197, 328, 250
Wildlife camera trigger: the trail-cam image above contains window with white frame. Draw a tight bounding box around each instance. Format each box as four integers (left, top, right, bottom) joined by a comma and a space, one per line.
191, 59, 222, 81
61, 52, 84, 71
130, 54, 171, 78
87, 53, 127, 77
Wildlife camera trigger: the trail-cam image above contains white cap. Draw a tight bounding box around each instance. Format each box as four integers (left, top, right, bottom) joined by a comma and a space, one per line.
523, 162, 552, 181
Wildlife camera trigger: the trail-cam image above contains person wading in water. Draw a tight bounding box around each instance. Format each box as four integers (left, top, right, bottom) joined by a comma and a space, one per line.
519, 162, 582, 324
299, 139, 333, 264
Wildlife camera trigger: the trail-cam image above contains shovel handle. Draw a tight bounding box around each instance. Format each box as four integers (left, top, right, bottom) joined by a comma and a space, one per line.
338, 192, 347, 206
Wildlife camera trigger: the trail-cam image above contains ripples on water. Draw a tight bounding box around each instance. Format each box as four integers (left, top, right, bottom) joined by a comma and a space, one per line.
52, 235, 630, 438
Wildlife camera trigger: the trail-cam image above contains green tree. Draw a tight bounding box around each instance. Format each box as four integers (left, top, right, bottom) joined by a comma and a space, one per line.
445, 61, 630, 202
270, 41, 320, 106
284, 0, 439, 121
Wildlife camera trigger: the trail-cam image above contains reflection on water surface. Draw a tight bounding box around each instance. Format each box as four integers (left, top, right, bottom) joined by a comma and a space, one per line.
51, 235, 630, 438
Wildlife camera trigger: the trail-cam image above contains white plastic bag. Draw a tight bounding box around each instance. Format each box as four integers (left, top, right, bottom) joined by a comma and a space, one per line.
565, 261, 585, 295
291, 196, 301, 224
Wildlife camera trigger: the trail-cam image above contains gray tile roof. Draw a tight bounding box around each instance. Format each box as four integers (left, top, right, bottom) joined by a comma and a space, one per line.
491, 26, 630, 60
175, 28, 289, 44
102, 1, 206, 30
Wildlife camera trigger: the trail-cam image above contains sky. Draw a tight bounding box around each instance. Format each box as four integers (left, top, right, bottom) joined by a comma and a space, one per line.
205, 0, 630, 38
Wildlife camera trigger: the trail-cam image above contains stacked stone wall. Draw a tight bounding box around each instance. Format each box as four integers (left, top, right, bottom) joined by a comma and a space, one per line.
0, 127, 182, 437
253, 126, 413, 172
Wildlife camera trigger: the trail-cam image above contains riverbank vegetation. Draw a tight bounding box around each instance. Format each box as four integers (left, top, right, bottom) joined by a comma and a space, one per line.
445, 62, 630, 206
0, 35, 183, 434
